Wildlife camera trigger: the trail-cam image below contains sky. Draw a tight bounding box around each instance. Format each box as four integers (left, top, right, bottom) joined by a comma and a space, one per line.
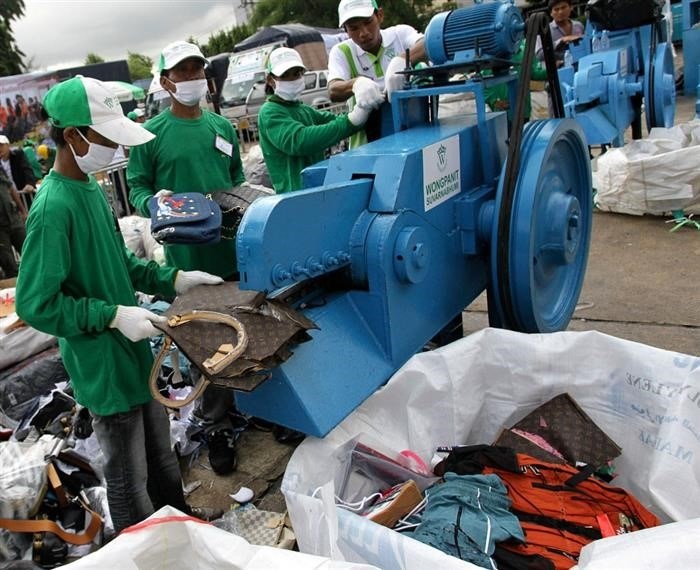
13, 0, 250, 72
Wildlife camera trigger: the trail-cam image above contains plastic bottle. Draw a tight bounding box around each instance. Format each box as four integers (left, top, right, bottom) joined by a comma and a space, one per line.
600, 30, 610, 51
564, 50, 573, 68
591, 33, 601, 53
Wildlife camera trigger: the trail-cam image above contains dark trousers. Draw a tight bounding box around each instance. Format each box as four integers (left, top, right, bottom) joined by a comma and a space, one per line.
0, 221, 25, 278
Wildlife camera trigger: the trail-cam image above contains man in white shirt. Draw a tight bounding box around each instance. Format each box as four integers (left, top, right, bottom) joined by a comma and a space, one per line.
327, 0, 426, 146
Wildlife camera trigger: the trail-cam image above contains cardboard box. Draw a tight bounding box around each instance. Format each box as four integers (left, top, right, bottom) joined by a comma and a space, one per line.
0, 278, 16, 317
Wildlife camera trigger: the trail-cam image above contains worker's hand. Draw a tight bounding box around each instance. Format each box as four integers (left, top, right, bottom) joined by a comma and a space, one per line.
384, 56, 407, 104
352, 77, 384, 110
154, 189, 173, 198
21, 184, 35, 194
174, 270, 224, 294
109, 306, 166, 342
347, 105, 371, 127
561, 34, 582, 43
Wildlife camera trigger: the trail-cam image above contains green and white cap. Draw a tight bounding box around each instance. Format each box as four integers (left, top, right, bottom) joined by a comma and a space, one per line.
267, 47, 306, 77
158, 41, 207, 72
338, 0, 378, 26
43, 76, 154, 146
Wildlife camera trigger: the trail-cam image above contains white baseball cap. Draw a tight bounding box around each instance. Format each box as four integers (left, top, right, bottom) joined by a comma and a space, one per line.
0, 135, 9, 145
267, 47, 306, 77
338, 0, 378, 27
158, 41, 207, 72
42, 76, 154, 146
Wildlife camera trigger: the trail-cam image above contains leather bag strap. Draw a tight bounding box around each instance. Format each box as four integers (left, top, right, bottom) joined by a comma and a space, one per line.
149, 310, 248, 409
0, 504, 102, 545
0, 461, 102, 545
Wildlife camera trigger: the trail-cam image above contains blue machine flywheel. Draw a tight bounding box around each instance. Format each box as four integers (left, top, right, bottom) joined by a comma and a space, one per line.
645, 42, 676, 130
490, 119, 592, 333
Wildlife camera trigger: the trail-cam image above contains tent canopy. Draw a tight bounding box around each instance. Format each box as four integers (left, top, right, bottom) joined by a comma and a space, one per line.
234, 24, 325, 52
104, 81, 145, 102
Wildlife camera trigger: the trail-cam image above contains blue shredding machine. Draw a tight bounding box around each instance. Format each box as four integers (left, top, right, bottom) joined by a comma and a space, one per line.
557, 7, 676, 147
231, 0, 597, 437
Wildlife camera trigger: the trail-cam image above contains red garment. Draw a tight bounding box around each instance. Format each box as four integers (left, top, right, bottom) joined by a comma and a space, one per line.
485, 454, 661, 570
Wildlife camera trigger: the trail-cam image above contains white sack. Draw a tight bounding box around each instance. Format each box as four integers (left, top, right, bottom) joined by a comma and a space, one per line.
62, 506, 379, 570
0, 319, 56, 370
595, 120, 700, 215
283, 329, 700, 569
573, 518, 700, 569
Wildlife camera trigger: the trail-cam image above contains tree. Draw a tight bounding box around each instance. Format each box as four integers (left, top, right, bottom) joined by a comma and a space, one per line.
0, 0, 26, 77
85, 53, 105, 65
127, 51, 154, 80
200, 24, 254, 57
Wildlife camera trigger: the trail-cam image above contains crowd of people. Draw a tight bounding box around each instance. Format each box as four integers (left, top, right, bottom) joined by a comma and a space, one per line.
2, 0, 583, 539
0, 94, 44, 143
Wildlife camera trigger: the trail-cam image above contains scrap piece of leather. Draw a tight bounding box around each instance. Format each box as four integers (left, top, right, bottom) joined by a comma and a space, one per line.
153, 282, 316, 390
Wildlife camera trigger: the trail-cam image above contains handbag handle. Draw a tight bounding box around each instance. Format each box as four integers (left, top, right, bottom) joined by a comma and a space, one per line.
149, 310, 248, 409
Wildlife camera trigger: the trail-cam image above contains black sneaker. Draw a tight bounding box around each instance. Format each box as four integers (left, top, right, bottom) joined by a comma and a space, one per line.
207, 429, 238, 475
273, 425, 305, 444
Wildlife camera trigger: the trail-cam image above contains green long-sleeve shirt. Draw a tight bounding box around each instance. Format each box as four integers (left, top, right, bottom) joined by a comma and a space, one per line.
15, 170, 178, 415
127, 108, 245, 278
23, 147, 43, 180
257, 95, 360, 194
483, 40, 548, 120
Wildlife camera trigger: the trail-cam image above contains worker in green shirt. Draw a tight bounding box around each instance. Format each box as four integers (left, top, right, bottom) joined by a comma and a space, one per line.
258, 47, 370, 194
22, 139, 44, 179
483, 39, 548, 122
127, 41, 244, 280
127, 41, 245, 475
15, 76, 223, 533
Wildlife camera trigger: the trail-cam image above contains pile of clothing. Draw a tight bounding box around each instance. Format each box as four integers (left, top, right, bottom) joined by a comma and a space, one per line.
334, 394, 661, 570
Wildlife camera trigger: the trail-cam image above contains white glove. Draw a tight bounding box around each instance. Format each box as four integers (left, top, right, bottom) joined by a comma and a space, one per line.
174, 270, 224, 294
109, 306, 166, 342
347, 105, 371, 127
351, 77, 384, 110
384, 56, 407, 103
154, 189, 173, 198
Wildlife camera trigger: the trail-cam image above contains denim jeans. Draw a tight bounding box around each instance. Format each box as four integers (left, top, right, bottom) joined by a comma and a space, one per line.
91, 398, 188, 534
192, 380, 235, 435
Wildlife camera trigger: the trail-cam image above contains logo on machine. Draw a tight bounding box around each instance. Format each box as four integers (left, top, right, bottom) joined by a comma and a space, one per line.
423, 136, 460, 212
436, 144, 447, 171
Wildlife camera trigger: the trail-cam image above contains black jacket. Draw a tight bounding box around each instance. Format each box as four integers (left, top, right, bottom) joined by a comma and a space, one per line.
5, 148, 37, 190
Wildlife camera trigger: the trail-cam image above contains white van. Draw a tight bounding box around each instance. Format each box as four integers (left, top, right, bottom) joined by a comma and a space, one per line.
219, 45, 280, 120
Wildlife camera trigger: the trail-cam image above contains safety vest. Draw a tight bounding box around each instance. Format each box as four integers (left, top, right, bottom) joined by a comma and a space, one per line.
338, 43, 386, 148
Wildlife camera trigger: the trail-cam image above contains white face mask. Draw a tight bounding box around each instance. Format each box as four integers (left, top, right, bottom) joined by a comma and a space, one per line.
274, 77, 306, 101
69, 129, 117, 174
167, 78, 208, 106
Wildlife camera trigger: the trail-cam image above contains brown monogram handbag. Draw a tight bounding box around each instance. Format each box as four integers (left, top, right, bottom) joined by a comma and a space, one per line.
148, 282, 316, 407
209, 183, 274, 240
